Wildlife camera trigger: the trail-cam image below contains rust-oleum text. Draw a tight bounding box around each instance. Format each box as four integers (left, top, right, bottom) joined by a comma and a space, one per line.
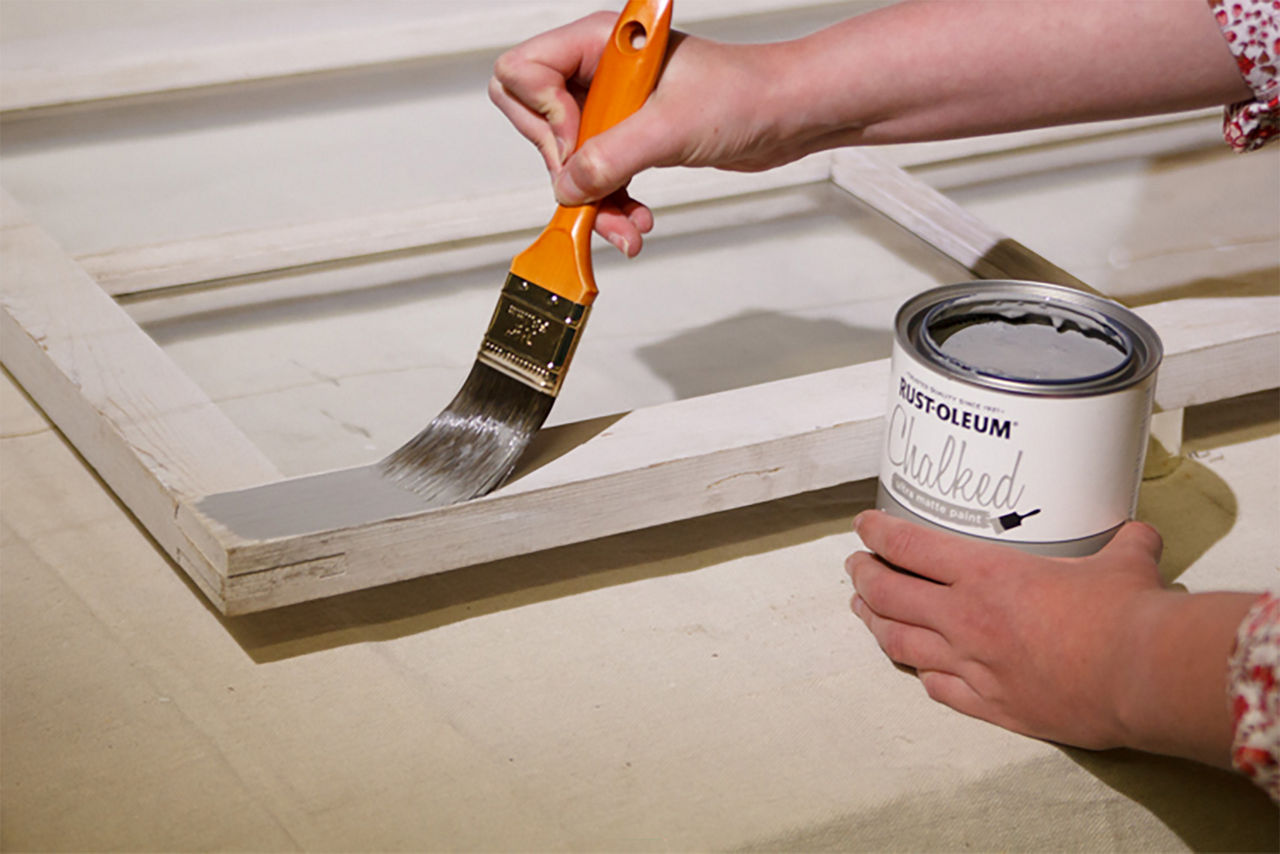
899, 379, 1012, 439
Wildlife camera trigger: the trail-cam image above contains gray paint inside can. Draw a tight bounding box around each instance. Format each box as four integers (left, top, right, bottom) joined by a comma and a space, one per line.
928, 307, 1129, 381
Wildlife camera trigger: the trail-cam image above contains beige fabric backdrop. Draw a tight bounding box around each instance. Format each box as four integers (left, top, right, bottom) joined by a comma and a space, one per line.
2, 3, 1278, 849
3, 372, 1277, 851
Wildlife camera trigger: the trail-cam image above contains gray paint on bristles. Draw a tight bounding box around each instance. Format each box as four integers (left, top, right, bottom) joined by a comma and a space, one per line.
378, 361, 554, 505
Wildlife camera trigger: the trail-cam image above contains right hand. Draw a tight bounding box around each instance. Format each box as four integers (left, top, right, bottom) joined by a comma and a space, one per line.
845, 512, 1169, 753
845, 510, 1257, 769
489, 11, 823, 256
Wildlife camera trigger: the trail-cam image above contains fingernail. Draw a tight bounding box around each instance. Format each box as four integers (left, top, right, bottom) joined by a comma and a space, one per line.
851, 594, 864, 617
608, 233, 631, 256
555, 136, 572, 165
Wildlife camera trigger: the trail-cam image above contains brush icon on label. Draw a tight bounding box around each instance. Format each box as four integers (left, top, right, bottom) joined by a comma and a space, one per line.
992, 508, 1041, 533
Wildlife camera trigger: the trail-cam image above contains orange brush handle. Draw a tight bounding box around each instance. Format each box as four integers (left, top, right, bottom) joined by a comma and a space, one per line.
508, 0, 673, 305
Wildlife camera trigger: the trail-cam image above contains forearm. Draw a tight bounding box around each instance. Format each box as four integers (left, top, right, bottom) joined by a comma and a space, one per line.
1118, 590, 1260, 768
771, 0, 1252, 146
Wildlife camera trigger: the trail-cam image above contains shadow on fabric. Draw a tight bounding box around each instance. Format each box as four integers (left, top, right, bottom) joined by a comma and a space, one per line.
734, 750, 1276, 852
213, 479, 877, 663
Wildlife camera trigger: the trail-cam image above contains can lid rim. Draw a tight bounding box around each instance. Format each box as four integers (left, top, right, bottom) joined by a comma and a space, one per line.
896, 281, 1162, 396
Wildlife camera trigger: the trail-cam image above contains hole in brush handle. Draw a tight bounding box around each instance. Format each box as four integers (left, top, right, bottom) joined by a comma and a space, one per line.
619, 21, 648, 52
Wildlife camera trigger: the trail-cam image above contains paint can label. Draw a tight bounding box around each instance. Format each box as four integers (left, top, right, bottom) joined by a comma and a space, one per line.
876, 282, 1161, 555
882, 345, 1153, 545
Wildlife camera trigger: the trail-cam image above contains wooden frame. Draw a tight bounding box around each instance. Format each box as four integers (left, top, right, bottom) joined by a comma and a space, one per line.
3, 5, 1277, 614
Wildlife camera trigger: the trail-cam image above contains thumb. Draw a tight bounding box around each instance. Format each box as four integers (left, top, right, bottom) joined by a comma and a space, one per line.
1100, 519, 1164, 565
552, 110, 672, 205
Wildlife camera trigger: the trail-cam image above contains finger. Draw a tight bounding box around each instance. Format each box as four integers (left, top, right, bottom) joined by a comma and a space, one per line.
852, 594, 957, 672
491, 12, 616, 162
845, 550, 949, 630
616, 191, 654, 235
488, 76, 566, 173
594, 207, 643, 256
1103, 520, 1164, 565
495, 71, 581, 166
852, 510, 1004, 586
553, 107, 685, 205
916, 670, 992, 722
591, 188, 653, 256
918, 670, 1044, 742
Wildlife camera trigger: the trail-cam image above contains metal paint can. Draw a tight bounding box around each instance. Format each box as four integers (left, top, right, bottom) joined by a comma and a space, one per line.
876, 280, 1163, 556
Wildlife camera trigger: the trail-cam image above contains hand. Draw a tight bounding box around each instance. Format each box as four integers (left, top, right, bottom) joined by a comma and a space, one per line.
846, 510, 1170, 752
489, 13, 825, 256
846, 510, 1258, 767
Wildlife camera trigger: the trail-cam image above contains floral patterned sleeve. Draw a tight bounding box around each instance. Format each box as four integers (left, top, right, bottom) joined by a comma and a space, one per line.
1208, 0, 1280, 151
1229, 591, 1280, 801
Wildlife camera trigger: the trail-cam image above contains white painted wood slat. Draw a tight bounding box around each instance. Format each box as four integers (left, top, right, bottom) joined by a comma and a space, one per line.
0, 11, 1271, 613
6, 131, 1276, 612
176, 291, 1278, 614
0, 191, 283, 599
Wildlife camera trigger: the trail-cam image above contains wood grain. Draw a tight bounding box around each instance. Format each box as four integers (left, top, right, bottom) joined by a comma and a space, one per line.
84, 112, 1218, 302
0, 75, 1269, 613
182, 292, 1278, 613
0, 191, 283, 600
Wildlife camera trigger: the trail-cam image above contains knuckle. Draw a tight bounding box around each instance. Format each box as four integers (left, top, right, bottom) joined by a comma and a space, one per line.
880, 521, 921, 565
486, 74, 507, 106
964, 558, 999, 586
570, 140, 611, 188
920, 672, 951, 703
844, 552, 870, 580
491, 51, 519, 85
849, 560, 885, 602
878, 625, 911, 664
492, 44, 545, 90
845, 549, 873, 575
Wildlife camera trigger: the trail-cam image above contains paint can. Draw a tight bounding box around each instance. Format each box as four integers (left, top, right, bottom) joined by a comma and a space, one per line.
876, 280, 1162, 556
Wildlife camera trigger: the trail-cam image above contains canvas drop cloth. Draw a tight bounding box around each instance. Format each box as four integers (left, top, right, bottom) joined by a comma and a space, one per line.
3, 367, 1277, 851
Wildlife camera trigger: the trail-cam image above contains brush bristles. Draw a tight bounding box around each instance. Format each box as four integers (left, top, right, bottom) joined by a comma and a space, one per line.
378, 363, 554, 507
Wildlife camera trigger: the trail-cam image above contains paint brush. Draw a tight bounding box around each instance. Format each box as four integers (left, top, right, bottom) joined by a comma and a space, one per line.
378, 0, 673, 506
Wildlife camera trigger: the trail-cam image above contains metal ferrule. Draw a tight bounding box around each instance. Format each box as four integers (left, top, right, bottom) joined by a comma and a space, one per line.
476, 274, 590, 396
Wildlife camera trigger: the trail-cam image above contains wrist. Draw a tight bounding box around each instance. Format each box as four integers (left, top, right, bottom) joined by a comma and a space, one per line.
1111, 588, 1184, 754
1113, 589, 1258, 767
766, 23, 874, 151
754, 39, 830, 149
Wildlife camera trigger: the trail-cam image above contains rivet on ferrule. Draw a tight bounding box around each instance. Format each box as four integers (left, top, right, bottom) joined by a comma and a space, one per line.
476, 274, 591, 395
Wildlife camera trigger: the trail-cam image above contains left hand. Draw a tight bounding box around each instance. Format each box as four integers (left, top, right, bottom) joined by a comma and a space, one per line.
845, 509, 1168, 751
